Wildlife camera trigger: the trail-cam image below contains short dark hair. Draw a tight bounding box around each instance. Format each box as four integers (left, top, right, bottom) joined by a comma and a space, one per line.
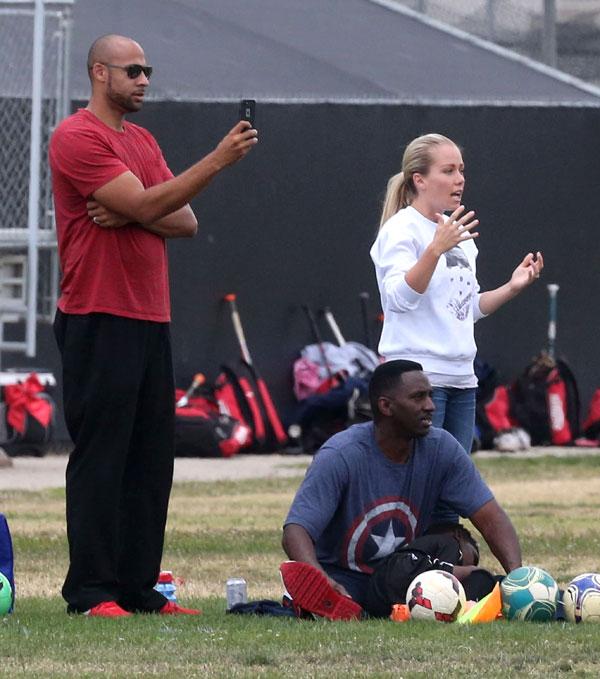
86, 34, 134, 80
368, 359, 423, 418
424, 522, 480, 565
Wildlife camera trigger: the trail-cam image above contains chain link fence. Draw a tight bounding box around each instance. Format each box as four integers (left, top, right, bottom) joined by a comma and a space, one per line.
389, 1, 600, 84
0, 2, 71, 330
0, 6, 68, 237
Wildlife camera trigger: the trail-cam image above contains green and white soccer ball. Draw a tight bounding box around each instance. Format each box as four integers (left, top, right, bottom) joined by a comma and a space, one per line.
406, 569, 466, 622
0, 572, 13, 615
563, 573, 600, 623
500, 566, 558, 621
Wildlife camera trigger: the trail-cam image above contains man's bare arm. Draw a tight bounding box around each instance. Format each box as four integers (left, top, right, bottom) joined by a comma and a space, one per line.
87, 201, 198, 238
92, 121, 257, 226
282, 524, 351, 597
469, 499, 522, 573
282, 524, 323, 570
142, 204, 197, 238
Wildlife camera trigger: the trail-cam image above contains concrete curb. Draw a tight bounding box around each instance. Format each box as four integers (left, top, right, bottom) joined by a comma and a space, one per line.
0, 446, 598, 491
0, 453, 314, 491
0, 447, 13, 469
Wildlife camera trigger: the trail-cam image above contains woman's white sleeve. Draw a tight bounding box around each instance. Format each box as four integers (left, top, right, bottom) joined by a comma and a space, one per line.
374, 231, 423, 313
473, 290, 487, 321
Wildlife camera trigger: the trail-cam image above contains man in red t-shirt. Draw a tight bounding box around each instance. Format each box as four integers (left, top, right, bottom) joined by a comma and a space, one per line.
49, 34, 257, 618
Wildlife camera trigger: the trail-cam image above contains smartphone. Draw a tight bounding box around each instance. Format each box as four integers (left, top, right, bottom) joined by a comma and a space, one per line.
239, 99, 256, 128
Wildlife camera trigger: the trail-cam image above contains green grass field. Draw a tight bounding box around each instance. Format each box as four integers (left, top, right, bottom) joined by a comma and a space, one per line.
1, 455, 600, 677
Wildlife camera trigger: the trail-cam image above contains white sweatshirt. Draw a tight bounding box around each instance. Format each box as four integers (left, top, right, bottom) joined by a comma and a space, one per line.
370, 205, 485, 382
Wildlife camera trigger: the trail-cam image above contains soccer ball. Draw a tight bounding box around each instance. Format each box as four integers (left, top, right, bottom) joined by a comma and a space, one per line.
563, 573, 600, 623
406, 569, 466, 622
500, 566, 558, 621
0, 572, 12, 615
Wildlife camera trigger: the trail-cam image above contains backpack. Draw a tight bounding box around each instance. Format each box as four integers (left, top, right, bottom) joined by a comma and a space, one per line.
509, 356, 580, 446
214, 363, 287, 453
174, 388, 252, 458
474, 357, 523, 451
478, 385, 521, 448
2, 373, 55, 457
583, 388, 600, 440
475, 358, 507, 449
214, 365, 267, 451
0, 514, 14, 613
300, 342, 379, 380
290, 376, 371, 453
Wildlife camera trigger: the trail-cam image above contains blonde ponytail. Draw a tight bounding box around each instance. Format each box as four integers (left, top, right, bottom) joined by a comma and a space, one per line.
379, 133, 456, 230
379, 172, 405, 227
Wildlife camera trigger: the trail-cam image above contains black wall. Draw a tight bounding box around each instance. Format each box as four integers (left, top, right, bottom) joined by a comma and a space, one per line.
8, 102, 600, 436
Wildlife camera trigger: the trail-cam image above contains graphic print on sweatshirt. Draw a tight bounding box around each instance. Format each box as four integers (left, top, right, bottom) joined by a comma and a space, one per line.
444, 246, 474, 321
342, 496, 418, 573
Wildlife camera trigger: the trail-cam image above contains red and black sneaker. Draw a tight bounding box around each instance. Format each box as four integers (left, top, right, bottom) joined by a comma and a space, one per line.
84, 601, 133, 618
159, 601, 201, 615
279, 561, 363, 621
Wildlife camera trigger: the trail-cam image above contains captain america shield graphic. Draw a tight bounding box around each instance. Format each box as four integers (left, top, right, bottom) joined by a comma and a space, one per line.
342, 496, 418, 573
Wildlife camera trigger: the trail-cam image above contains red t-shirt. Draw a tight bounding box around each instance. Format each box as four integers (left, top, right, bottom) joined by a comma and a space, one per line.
49, 108, 173, 321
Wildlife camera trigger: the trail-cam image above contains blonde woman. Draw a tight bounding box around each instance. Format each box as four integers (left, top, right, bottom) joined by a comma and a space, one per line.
370, 134, 543, 500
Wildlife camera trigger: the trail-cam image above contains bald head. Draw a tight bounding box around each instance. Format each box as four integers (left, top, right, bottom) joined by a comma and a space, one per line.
86, 34, 150, 116
87, 34, 144, 79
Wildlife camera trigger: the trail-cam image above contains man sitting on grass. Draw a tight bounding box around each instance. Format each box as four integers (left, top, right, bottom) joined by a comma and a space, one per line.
280, 359, 520, 620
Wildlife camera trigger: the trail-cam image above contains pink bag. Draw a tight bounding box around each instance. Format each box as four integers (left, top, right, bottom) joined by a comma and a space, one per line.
293, 357, 322, 400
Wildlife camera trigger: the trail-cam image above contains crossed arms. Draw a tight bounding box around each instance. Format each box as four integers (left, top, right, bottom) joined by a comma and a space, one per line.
87, 120, 257, 239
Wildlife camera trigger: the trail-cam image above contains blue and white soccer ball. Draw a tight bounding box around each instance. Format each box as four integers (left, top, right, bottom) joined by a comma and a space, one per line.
500, 566, 559, 621
406, 569, 466, 623
563, 573, 600, 623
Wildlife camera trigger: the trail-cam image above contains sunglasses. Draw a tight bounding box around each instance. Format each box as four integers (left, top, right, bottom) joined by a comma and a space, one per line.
100, 63, 153, 79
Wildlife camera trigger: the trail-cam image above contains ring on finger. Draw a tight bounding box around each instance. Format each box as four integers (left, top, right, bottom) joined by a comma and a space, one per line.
93, 217, 100, 224
457, 224, 464, 232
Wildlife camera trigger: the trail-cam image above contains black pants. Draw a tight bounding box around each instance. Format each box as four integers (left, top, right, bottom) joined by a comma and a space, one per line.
364, 534, 498, 618
54, 310, 175, 612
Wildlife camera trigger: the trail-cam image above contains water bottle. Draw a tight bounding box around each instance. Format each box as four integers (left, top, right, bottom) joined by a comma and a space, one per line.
154, 570, 177, 602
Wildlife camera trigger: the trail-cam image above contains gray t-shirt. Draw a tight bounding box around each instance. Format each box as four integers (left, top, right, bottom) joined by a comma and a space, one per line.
285, 422, 493, 576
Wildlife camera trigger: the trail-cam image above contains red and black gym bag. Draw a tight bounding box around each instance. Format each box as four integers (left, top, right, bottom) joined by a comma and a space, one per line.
174, 389, 251, 458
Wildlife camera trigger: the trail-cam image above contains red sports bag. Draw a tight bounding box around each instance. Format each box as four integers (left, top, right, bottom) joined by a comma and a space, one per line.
174, 389, 251, 458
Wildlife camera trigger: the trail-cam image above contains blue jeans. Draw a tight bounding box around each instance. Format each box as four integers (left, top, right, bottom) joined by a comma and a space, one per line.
431, 387, 476, 455
429, 387, 476, 525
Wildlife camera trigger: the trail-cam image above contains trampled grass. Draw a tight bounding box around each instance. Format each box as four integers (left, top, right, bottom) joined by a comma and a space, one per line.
1, 455, 600, 677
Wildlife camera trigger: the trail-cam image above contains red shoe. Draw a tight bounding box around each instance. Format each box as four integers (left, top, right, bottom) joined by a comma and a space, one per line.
279, 561, 363, 621
84, 601, 132, 618
159, 601, 201, 615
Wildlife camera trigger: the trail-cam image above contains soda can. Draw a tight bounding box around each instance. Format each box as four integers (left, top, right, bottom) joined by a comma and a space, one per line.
226, 577, 247, 610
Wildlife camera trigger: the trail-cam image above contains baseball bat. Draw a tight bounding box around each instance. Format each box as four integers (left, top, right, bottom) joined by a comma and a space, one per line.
224, 293, 288, 447
547, 283, 559, 361
359, 292, 373, 351
302, 304, 333, 380
322, 306, 346, 347
176, 373, 206, 408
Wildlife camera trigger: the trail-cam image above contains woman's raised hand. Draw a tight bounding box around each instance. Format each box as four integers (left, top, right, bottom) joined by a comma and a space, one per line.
509, 251, 544, 292
431, 205, 479, 256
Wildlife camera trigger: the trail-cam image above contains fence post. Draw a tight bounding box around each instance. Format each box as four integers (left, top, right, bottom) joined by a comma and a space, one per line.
486, 0, 496, 41
542, 0, 557, 68
26, 0, 45, 356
